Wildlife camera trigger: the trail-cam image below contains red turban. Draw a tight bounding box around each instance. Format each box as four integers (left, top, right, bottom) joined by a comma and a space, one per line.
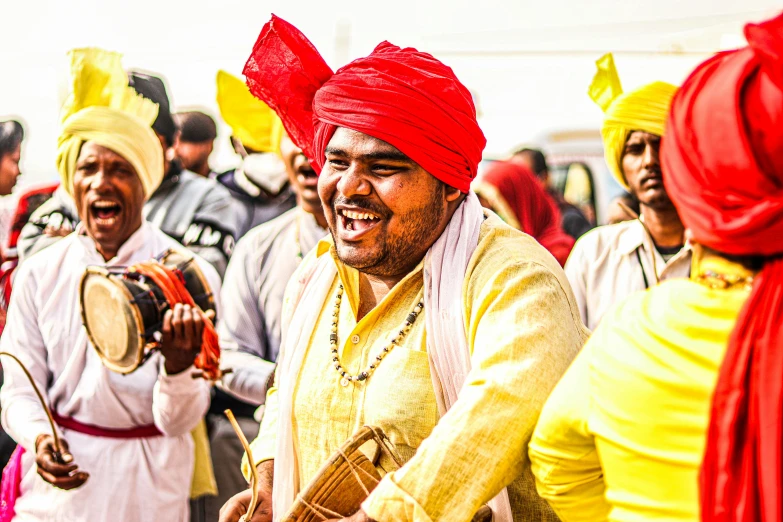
474, 161, 574, 266
243, 15, 486, 193
662, 13, 783, 522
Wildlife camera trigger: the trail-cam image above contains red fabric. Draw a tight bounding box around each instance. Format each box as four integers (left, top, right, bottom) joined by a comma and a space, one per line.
661, 12, 783, 522
0, 446, 24, 522
479, 161, 574, 265
243, 15, 486, 193
51, 413, 162, 438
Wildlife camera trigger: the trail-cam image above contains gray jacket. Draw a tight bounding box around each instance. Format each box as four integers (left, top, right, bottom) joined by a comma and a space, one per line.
19, 167, 240, 277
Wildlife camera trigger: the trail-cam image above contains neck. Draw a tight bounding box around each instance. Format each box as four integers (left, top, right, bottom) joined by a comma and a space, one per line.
357, 272, 407, 321
300, 200, 328, 229
640, 204, 684, 248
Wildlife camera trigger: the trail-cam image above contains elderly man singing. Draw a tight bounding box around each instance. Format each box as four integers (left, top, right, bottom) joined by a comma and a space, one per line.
0, 49, 220, 521
220, 16, 586, 522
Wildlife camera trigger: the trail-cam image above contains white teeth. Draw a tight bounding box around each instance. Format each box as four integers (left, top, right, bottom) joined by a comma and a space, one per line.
341, 209, 378, 220
93, 200, 118, 208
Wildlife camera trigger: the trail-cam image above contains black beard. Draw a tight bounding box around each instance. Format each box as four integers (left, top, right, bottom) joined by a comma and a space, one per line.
329, 183, 446, 277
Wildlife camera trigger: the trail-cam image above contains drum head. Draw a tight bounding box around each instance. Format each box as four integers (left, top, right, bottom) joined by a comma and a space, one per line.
80, 268, 145, 374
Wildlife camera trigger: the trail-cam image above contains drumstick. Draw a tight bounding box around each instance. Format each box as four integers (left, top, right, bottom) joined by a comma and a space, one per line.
0, 351, 64, 459
225, 409, 259, 522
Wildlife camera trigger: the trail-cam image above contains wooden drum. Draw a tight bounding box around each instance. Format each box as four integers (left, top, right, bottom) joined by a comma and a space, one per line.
79, 249, 215, 374
284, 426, 492, 522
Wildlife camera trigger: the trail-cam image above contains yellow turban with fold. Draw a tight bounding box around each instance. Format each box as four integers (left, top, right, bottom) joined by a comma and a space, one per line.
588, 53, 678, 190
216, 70, 283, 153
57, 48, 163, 198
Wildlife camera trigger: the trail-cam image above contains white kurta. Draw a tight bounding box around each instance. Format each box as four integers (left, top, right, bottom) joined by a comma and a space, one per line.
0, 221, 218, 522
217, 207, 327, 405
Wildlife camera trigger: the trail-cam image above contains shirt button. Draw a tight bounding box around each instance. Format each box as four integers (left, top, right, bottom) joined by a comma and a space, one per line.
351, 334, 360, 344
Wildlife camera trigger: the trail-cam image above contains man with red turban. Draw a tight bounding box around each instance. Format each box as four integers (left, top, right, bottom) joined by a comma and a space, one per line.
529, 13, 783, 522
220, 15, 586, 522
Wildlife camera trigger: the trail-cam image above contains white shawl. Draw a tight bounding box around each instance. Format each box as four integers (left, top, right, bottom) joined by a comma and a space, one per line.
272, 193, 512, 521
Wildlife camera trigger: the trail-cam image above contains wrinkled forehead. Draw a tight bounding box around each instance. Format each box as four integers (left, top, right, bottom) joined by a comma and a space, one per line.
76, 141, 136, 170
324, 127, 414, 164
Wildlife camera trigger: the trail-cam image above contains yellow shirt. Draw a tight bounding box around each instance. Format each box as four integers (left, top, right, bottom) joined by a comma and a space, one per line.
248, 213, 587, 521
529, 256, 753, 521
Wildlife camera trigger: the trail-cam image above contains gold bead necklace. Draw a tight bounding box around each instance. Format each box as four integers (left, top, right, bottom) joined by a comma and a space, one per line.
330, 284, 424, 387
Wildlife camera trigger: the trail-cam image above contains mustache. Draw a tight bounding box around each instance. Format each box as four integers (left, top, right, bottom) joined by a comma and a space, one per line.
332, 196, 391, 220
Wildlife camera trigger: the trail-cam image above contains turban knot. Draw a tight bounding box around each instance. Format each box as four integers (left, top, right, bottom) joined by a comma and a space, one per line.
243, 15, 486, 193
588, 53, 677, 190
57, 48, 163, 198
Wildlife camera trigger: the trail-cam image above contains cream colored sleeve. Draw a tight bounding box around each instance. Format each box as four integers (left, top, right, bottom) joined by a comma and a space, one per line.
241, 380, 279, 481
529, 339, 610, 521
364, 254, 583, 521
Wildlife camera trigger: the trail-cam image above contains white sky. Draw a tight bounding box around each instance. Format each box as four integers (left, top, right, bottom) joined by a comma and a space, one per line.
1, 0, 780, 185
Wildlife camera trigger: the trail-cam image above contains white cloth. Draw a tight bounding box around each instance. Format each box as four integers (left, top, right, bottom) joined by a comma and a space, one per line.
272, 194, 512, 521
421, 192, 512, 521
0, 221, 218, 522
217, 208, 327, 405
564, 219, 691, 330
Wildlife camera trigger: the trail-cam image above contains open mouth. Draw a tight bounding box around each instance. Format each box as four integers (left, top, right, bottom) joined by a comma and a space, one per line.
90, 199, 122, 227
338, 208, 382, 237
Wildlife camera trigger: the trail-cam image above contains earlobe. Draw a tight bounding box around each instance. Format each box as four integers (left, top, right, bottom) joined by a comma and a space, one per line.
445, 186, 462, 202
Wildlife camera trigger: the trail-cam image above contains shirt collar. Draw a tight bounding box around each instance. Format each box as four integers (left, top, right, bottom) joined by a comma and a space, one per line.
315, 235, 425, 318
616, 219, 647, 256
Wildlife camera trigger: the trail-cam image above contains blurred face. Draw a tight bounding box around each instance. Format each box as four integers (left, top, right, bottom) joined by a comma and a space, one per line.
175, 139, 213, 177
280, 134, 320, 213
621, 131, 673, 210
73, 142, 145, 260
319, 127, 459, 278
0, 144, 21, 196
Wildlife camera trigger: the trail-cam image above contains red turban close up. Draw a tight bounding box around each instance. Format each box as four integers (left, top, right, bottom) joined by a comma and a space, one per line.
662, 12, 783, 522
243, 15, 486, 193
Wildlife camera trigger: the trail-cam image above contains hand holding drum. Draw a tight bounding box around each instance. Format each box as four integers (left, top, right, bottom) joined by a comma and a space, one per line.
159, 303, 215, 375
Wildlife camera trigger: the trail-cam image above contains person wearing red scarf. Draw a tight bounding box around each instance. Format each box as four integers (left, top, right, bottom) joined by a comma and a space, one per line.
220, 14, 586, 522
529, 12, 783, 522
474, 161, 574, 266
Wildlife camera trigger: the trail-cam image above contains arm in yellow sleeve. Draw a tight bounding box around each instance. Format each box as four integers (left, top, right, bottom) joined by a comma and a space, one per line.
241, 377, 279, 480
364, 249, 585, 521
529, 339, 610, 522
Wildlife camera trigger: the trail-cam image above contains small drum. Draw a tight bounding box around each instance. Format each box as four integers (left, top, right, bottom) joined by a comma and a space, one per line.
284, 426, 492, 522
79, 249, 215, 374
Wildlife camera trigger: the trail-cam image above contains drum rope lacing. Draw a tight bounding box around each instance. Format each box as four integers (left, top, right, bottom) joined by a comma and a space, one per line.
296, 426, 402, 520
129, 261, 221, 380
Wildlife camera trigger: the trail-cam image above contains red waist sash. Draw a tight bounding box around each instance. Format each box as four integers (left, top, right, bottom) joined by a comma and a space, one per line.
0, 414, 162, 521
51, 413, 162, 439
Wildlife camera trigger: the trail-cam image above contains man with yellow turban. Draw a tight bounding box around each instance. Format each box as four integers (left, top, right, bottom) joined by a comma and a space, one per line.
563, 54, 690, 330
18, 71, 240, 277
0, 48, 221, 522
215, 70, 296, 238
530, 13, 783, 520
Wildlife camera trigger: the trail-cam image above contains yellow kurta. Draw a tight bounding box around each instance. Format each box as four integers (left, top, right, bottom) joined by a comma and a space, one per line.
246, 213, 587, 521
529, 256, 753, 521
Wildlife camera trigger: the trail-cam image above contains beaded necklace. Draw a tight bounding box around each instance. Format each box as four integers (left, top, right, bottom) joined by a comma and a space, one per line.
330, 284, 424, 387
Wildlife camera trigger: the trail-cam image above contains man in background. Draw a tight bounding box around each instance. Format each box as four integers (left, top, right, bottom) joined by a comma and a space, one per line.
18, 71, 240, 277
564, 54, 690, 330
174, 111, 217, 178
215, 71, 295, 239
513, 147, 592, 239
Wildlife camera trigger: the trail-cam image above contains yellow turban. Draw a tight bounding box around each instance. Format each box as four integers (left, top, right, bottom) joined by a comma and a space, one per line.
588, 53, 677, 190
216, 70, 283, 153
57, 48, 163, 198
